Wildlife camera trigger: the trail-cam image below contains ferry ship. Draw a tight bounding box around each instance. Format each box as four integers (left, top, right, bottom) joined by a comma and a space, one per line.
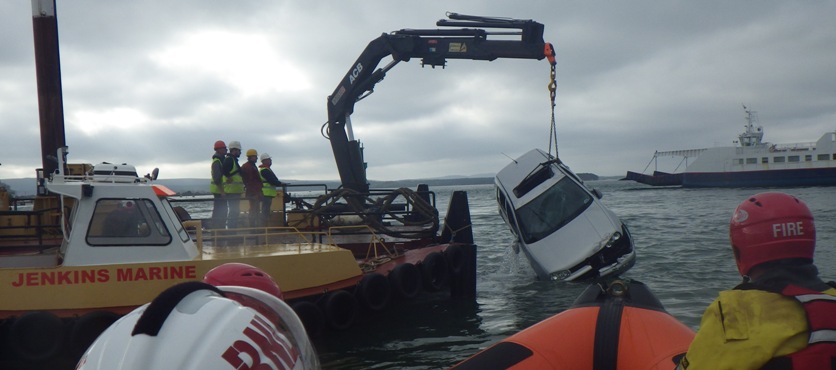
624, 106, 836, 187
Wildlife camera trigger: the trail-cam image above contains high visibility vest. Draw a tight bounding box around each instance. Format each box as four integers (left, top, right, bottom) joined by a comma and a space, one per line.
259, 167, 278, 197
224, 159, 244, 194
209, 157, 223, 194
761, 284, 836, 369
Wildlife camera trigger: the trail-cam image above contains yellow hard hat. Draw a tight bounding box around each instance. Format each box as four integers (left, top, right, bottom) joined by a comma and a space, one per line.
246, 149, 258, 157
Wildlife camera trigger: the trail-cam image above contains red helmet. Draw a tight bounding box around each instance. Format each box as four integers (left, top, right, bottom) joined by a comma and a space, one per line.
729, 192, 815, 276
204, 263, 284, 300
213, 140, 226, 150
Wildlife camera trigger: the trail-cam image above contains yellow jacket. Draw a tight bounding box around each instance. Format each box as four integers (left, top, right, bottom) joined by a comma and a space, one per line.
679, 287, 836, 370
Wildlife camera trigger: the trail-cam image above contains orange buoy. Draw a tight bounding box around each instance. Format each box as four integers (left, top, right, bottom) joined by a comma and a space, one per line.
452, 280, 694, 370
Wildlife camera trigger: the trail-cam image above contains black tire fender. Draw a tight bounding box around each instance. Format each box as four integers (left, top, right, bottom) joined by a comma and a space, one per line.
444, 245, 466, 275
419, 252, 449, 291
321, 290, 359, 331
291, 301, 325, 338
8, 311, 65, 362
389, 263, 422, 299
356, 272, 391, 311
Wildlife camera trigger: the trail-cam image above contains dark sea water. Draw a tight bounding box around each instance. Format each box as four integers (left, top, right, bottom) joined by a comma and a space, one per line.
311, 181, 836, 369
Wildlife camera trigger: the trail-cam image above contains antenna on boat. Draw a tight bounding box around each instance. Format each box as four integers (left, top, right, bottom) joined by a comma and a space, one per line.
501, 152, 518, 164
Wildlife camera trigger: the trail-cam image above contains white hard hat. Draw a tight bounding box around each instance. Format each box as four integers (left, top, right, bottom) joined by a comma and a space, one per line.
76, 282, 319, 370
228, 141, 242, 150
260, 153, 272, 161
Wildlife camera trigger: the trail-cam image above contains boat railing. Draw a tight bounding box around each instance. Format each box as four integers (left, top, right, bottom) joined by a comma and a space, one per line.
770, 141, 816, 152
0, 207, 63, 250
170, 185, 440, 242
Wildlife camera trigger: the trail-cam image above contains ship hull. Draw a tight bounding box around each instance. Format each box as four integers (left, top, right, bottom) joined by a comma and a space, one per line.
682, 166, 836, 187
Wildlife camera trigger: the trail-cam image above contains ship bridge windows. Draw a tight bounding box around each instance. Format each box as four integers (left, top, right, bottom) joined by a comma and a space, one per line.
788, 155, 800, 163
774, 156, 786, 163
818, 154, 829, 161
87, 198, 172, 246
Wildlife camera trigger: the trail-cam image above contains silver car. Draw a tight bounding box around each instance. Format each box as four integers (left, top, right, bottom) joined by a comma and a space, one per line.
495, 149, 636, 281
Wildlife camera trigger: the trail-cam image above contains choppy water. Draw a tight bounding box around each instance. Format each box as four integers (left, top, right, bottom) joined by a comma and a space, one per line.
309, 181, 836, 369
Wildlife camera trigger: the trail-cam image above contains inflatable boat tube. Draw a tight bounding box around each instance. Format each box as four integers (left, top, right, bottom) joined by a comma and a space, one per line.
451, 280, 695, 370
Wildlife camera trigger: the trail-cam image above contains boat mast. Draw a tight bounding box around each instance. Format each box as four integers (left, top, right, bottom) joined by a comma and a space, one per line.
738, 105, 763, 147
31, 0, 67, 180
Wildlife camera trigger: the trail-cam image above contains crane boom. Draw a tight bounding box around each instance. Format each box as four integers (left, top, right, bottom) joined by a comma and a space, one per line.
326, 13, 555, 192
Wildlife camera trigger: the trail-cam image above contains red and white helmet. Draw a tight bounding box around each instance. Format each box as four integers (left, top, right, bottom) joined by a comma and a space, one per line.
729, 192, 816, 276
204, 263, 284, 301
76, 282, 318, 370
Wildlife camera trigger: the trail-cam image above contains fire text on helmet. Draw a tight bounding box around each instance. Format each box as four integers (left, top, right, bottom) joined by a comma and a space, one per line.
772, 222, 805, 238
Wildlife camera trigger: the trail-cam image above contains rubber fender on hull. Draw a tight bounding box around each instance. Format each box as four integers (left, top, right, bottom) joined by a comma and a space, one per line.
388, 263, 422, 299
451, 279, 695, 370
69, 310, 121, 358
321, 290, 359, 331
444, 245, 466, 275
356, 272, 391, 311
420, 251, 449, 291
291, 301, 325, 338
8, 311, 65, 362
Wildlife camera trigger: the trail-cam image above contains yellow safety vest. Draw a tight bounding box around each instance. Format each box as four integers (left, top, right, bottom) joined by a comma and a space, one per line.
209, 157, 223, 194
259, 167, 277, 198
223, 158, 244, 194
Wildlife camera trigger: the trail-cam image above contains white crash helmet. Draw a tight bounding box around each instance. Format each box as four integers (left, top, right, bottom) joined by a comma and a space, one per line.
76, 282, 319, 370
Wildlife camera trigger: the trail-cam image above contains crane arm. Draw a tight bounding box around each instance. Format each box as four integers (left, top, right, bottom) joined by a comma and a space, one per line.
326, 13, 555, 192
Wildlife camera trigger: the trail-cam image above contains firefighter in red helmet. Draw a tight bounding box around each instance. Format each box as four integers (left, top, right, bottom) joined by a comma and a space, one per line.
678, 192, 835, 370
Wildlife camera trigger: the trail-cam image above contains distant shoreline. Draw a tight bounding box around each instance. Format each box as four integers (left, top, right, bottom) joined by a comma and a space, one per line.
1, 173, 604, 196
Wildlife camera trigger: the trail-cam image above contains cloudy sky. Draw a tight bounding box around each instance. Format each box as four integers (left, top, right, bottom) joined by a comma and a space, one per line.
2, 1, 835, 182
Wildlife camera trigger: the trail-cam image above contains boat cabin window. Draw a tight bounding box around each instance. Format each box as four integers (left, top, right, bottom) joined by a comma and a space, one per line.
160, 198, 191, 243
774, 156, 786, 163
515, 177, 593, 244
762, 157, 769, 164
788, 155, 800, 163
818, 154, 829, 161
87, 198, 172, 246
805, 155, 812, 162
746, 158, 757, 164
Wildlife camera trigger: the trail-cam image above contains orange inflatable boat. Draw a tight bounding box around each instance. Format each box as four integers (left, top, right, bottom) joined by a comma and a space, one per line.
452, 280, 695, 370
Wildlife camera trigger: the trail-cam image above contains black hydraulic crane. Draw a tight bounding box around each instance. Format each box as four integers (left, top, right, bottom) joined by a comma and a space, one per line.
325, 13, 556, 193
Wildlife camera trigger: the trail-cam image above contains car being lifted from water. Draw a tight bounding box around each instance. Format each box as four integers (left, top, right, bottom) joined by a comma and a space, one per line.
495, 149, 636, 281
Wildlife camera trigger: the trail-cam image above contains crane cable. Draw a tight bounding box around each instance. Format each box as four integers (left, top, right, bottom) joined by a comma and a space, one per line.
545, 43, 558, 159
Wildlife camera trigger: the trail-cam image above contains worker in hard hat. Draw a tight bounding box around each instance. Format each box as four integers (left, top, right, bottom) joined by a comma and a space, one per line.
209, 140, 228, 229
241, 148, 263, 228
223, 141, 245, 229
258, 152, 285, 226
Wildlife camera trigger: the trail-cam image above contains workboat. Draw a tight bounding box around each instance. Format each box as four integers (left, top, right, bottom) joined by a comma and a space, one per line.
624, 106, 836, 187
3, 5, 545, 369
451, 279, 695, 370
495, 149, 636, 281
0, 150, 475, 368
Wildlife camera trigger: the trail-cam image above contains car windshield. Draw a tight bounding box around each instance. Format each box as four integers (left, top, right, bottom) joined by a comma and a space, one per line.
516, 176, 593, 243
